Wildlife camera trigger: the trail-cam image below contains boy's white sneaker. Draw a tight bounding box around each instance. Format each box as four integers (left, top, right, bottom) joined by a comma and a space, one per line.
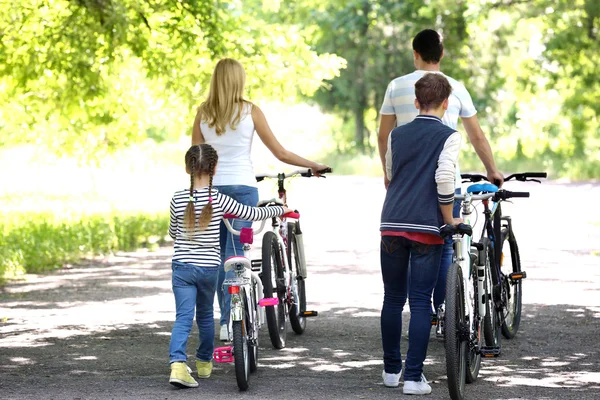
382, 370, 401, 388
403, 374, 432, 395
219, 325, 228, 341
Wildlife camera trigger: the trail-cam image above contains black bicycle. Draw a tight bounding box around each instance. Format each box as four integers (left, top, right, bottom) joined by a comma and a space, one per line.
461, 172, 546, 353
442, 171, 546, 400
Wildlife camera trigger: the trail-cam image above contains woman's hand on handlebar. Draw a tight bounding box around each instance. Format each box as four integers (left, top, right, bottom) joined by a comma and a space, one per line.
311, 163, 330, 177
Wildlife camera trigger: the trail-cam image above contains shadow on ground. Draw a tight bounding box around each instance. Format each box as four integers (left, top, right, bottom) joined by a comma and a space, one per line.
1, 250, 599, 399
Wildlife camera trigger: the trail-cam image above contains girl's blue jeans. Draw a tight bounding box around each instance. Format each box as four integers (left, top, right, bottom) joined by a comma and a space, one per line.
214, 185, 259, 327
169, 261, 219, 363
380, 236, 442, 381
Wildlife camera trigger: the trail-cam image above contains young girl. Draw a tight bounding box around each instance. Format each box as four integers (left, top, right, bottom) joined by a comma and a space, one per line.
168, 143, 290, 388
192, 58, 329, 341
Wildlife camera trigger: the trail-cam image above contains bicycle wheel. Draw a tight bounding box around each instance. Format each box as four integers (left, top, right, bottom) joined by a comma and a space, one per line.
261, 231, 287, 349
500, 230, 523, 339
466, 260, 481, 383
445, 262, 467, 400
483, 244, 501, 348
247, 284, 258, 373
233, 319, 249, 391
287, 222, 307, 334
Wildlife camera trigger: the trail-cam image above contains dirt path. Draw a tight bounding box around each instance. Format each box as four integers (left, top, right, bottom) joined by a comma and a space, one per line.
1, 177, 599, 399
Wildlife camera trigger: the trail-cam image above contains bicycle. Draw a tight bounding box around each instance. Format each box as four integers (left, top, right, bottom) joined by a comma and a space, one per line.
461, 172, 546, 350
256, 167, 331, 349
441, 171, 546, 400
211, 210, 281, 391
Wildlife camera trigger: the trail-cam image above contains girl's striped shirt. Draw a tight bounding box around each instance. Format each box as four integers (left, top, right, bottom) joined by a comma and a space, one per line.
169, 187, 284, 267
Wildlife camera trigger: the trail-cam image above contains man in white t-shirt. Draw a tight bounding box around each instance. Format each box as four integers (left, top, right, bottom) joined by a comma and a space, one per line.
377, 29, 504, 321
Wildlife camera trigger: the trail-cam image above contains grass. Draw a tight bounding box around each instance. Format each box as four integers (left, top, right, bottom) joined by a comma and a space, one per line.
0, 211, 169, 282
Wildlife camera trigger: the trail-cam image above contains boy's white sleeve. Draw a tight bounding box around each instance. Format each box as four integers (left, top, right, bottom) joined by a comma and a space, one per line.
385, 132, 393, 180
436, 132, 462, 204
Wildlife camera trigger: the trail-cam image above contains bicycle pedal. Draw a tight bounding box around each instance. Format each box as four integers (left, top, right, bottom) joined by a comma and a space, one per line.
301, 311, 318, 317
213, 346, 234, 363
258, 297, 279, 307
509, 271, 527, 281
479, 346, 501, 358
430, 314, 438, 326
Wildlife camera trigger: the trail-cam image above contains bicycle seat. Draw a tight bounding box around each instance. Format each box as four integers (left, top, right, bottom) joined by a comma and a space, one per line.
440, 223, 473, 238
257, 198, 284, 207
224, 256, 251, 272
466, 183, 498, 194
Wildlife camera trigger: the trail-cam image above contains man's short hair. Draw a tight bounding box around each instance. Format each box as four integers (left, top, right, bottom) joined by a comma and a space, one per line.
415, 73, 452, 111
412, 29, 444, 63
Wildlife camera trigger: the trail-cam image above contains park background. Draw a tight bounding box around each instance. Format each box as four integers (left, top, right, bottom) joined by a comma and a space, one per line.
1, 0, 598, 281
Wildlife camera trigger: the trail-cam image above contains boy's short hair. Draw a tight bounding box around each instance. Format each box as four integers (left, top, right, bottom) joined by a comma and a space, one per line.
415, 73, 452, 111
412, 29, 444, 63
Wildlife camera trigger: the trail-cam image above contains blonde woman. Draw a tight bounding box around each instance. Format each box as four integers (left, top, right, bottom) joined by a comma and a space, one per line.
192, 58, 328, 341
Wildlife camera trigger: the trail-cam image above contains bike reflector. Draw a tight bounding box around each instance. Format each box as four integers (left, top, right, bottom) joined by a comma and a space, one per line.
228, 286, 240, 294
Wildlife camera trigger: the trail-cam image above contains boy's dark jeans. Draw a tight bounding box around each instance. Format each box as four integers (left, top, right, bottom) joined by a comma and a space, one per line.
380, 235, 442, 381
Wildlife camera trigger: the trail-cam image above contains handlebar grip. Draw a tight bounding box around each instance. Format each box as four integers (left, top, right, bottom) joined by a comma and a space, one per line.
507, 191, 530, 198
283, 211, 300, 219
318, 167, 333, 174
495, 190, 530, 200
524, 172, 547, 178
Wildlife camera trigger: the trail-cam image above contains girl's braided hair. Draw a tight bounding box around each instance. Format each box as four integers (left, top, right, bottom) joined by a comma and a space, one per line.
184, 144, 218, 233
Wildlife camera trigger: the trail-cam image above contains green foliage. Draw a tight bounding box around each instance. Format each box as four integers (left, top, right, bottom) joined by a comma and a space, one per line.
0, 211, 169, 281
0, 0, 344, 159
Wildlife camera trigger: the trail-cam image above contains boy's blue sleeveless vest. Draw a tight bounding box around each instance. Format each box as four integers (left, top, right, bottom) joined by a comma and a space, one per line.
380, 116, 456, 236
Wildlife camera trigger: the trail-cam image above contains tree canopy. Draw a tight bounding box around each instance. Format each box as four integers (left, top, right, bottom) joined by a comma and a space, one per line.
1, 0, 598, 177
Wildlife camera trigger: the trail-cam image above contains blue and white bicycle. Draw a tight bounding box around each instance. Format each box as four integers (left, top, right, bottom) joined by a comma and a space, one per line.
441, 172, 546, 400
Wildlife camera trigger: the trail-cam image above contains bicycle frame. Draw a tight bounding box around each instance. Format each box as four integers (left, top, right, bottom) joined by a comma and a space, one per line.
258, 171, 305, 313
222, 219, 269, 340
453, 192, 497, 342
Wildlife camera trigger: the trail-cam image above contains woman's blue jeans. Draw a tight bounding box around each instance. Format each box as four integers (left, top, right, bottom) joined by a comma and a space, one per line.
214, 185, 259, 327
380, 236, 442, 381
169, 261, 219, 363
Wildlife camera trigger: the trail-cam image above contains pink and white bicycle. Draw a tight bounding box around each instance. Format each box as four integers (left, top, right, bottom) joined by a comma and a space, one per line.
212, 208, 288, 391
256, 167, 331, 349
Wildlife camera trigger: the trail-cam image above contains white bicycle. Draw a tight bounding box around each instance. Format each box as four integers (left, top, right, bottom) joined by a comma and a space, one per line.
212, 212, 279, 391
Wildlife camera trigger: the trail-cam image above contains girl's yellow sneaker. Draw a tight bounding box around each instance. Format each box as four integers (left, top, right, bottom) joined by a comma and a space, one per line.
169, 362, 198, 388
196, 360, 213, 379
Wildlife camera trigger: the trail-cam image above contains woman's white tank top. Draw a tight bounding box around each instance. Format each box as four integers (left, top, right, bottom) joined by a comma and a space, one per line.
200, 103, 256, 187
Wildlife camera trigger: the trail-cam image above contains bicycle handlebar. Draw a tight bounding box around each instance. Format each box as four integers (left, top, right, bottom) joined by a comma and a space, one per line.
223, 217, 268, 236
222, 210, 299, 236
461, 172, 547, 183
255, 167, 332, 182
456, 190, 530, 203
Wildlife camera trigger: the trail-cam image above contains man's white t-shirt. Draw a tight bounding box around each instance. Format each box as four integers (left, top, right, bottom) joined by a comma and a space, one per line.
380, 70, 477, 188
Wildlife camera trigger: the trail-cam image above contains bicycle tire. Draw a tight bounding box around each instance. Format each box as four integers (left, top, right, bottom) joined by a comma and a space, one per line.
287, 222, 307, 334
500, 230, 523, 339
483, 244, 501, 348
261, 231, 287, 349
233, 319, 249, 391
466, 260, 481, 383
445, 262, 467, 400
248, 284, 258, 373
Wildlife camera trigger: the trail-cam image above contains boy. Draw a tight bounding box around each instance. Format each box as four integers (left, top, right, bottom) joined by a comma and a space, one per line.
380, 73, 461, 395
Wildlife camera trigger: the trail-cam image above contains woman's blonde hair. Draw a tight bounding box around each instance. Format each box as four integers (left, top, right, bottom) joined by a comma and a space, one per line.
197, 58, 251, 135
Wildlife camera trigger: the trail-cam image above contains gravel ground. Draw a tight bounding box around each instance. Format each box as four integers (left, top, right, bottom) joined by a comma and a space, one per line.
1, 177, 599, 400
